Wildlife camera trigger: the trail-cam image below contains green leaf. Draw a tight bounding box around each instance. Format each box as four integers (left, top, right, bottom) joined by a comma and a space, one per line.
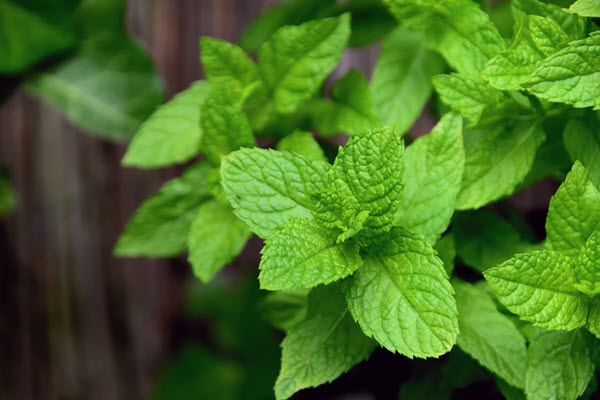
453, 210, 538, 273
511, 0, 586, 41
371, 26, 444, 135
187, 200, 251, 283
395, 112, 464, 244
498, 378, 527, 400
259, 219, 362, 291
114, 163, 212, 257
563, 116, 600, 189
238, 0, 337, 53
521, 122, 572, 187
152, 345, 242, 400
569, 0, 600, 18
433, 74, 513, 125
453, 280, 528, 389
482, 2, 579, 91
526, 329, 596, 400
343, 226, 458, 358
221, 148, 330, 238
74, 0, 126, 38
575, 228, 600, 296
199, 37, 258, 92
339, 0, 397, 47
258, 14, 350, 113
275, 285, 375, 400
307, 68, 380, 136
384, 0, 505, 74
329, 127, 404, 242
258, 289, 309, 332
122, 81, 211, 168
456, 122, 545, 210
434, 234, 456, 276
276, 131, 327, 163
523, 33, 600, 110
27, 33, 165, 141
587, 297, 600, 339
484, 251, 590, 331
528, 15, 570, 57
0, 172, 16, 216
200, 84, 255, 165
546, 161, 600, 253
481, 39, 544, 91
0, 0, 77, 74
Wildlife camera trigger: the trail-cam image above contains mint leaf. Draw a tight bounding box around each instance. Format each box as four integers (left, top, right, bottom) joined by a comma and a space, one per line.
200, 85, 255, 165
563, 117, 600, 189
481, 39, 544, 91
526, 329, 596, 400
454, 210, 538, 273
115, 164, 212, 257
200, 37, 258, 92
456, 122, 545, 210
574, 228, 600, 296
340, 0, 397, 47
330, 127, 404, 242
258, 14, 350, 113
384, 0, 505, 74
307, 68, 380, 136
453, 280, 528, 389
343, 227, 458, 358
371, 26, 444, 135
433, 74, 514, 126
484, 251, 590, 331
434, 234, 456, 276
482, 2, 579, 91
187, 200, 251, 283
569, 0, 600, 18
238, 0, 336, 53
524, 34, 600, 110
276, 131, 327, 163
74, 0, 126, 38
259, 218, 362, 291
275, 285, 375, 400
259, 289, 309, 332
512, 0, 586, 41
521, 125, 572, 188
221, 148, 330, 238
546, 161, 600, 253
0, 0, 77, 74
588, 297, 600, 339
27, 33, 164, 140
395, 112, 464, 244
122, 81, 210, 168
528, 15, 570, 57
498, 378, 527, 400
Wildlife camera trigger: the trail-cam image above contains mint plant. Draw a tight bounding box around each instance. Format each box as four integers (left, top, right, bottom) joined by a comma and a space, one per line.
115, 0, 600, 399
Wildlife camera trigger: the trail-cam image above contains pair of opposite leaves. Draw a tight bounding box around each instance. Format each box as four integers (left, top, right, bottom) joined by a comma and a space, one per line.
221, 112, 466, 361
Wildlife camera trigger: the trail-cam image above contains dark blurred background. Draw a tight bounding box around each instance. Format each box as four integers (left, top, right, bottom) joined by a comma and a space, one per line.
0, 1, 382, 399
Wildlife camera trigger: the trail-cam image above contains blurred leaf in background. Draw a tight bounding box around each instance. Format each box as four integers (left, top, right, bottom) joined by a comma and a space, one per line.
153, 273, 280, 400
0, 0, 79, 74
0, 167, 15, 216
27, 33, 164, 141
0, 0, 164, 141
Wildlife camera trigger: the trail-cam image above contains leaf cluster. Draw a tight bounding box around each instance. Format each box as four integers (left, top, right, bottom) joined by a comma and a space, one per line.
115, 0, 600, 399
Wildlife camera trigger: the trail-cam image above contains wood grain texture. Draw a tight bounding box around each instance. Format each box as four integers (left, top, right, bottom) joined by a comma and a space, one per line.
0, 1, 380, 399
